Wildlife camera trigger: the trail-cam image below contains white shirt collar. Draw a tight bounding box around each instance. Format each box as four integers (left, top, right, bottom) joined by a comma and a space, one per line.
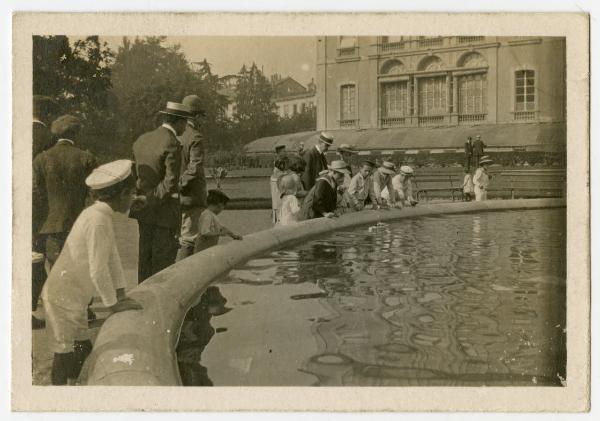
57, 138, 75, 145
161, 123, 177, 137
33, 119, 45, 126
315, 144, 323, 154
93, 201, 114, 215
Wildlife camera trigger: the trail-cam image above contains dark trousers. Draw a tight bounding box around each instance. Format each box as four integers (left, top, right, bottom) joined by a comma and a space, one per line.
45, 232, 68, 268
473, 154, 482, 169
465, 155, 472, 171
51, 339, 92, 385
138, 222, 179, 283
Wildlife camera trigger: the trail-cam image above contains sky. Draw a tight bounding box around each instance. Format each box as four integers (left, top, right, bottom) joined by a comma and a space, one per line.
101, 36, 317, 87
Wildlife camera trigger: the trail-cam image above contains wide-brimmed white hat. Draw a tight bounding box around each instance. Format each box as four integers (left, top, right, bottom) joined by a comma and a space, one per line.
379, 161, 396, 175
400, 165, 414, 175
328, 160, 351, 175
86, 160, 133, 190
479, 156, 493, 165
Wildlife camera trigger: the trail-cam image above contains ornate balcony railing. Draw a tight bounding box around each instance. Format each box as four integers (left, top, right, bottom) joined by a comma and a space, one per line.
339, 118, 358, 128
514, 111, 537, 121
457, 36, 485, 44
380, 117, 407, 127
337, 46, 359, 57
458, 113, 487, 124
417, 37, 443, 48
418, 115, 445, 126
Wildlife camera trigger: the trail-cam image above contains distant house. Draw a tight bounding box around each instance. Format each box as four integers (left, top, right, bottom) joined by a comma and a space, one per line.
271, 74, 316, 118
217, 73, 317, 120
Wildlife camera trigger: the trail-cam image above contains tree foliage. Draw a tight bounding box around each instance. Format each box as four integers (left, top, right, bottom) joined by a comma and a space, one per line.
232, 63, 279, 144
33, 36, 116, 158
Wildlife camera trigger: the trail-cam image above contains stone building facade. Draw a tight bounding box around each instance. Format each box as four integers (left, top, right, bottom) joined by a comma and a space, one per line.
316, 36, 566, 132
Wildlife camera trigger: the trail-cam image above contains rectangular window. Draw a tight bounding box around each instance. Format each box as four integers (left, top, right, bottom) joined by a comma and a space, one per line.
458, 73, 487, 115
293, 104, 297, 115
515, 70, 535, 111
418, 76, 447, 116
283, 105, 289, 117
340, 84, 356, 121
381, 81, 408, 118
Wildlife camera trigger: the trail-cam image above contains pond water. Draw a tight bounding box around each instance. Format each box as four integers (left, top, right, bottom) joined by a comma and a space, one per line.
196, 209, 566, 386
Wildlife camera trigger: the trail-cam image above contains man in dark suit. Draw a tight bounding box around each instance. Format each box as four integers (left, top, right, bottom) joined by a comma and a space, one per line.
33, 115, 98, 268
176, 95, 208, 261
464, 136, 474, 171
33, 95, 59, 158
132, 101, 192, 282
31, 96, 60, 329
472, 135, 486, 168
312, 160, 350, 218
301, 132, 333, 190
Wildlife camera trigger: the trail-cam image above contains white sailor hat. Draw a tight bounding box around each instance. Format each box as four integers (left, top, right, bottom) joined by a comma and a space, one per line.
86, 159, 133, 190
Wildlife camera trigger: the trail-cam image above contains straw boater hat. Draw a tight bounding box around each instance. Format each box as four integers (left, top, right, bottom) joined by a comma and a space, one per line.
328, 160, 351, 176
274, 142, 286, 152
319, 132, 334, 146
86, 160, 133, 190
379, 161, 396, 175
338, 143, 357, 154
400, 165, 414, 175
479, 156, 493, 165
159, 101, 193, 118
182, 95, 206, 116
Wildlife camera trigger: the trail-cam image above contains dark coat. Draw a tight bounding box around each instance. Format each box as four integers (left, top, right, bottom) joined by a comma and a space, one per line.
33, 121, 54, 159
179, 123, 207, 209
301, 145, 329, 190
473, 139, 486, 156
132, 126, 182, 228
312, 177, 337, 217
32, 140, 97, 236
464, 140, 473, 156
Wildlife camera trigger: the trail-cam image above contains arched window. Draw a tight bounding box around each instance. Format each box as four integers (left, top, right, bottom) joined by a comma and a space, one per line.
457, 52, 487, 68
418, 55, 444, 71
380, 59, 405, 75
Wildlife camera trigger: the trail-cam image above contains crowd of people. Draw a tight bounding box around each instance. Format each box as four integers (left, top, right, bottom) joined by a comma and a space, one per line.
30, 93, 494, 386
268, 131, 494, 226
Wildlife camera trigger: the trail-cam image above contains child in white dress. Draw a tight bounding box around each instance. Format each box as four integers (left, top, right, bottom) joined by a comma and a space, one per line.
278, 175, 302, 226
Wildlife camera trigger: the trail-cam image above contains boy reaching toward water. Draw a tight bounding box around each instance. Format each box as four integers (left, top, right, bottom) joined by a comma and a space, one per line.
194, 189, 243, 253
41, 160, 144, 385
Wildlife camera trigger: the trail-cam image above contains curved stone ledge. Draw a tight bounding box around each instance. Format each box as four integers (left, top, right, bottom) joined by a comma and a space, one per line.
81, 198, 565, 385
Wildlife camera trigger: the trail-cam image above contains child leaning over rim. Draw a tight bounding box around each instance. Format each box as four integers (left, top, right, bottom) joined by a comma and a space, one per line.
193, 189, 243, 253
41, 160, 144, 385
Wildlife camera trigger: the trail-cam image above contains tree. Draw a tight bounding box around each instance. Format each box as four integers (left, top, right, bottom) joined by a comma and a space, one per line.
232, 63, 279, 144
275, 106, 316, 135
33, 36, 116, 159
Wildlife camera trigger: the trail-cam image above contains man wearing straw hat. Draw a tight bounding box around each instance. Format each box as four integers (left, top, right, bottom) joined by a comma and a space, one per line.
473, 156, 493, 201
311, 160, 350, 218
347, 159, 376, 211
371, 161, 397, 209
302, 132, 333, 190
132, 101, 192, 282
176, 95, 208, 262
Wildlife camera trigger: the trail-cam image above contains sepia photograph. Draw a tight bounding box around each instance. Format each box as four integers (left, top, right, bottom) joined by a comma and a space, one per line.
10, 12, 590, 412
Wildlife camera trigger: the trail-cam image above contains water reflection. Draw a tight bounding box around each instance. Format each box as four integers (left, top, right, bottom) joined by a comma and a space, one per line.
212, 209, 566, 386
176, 286, 230, 386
